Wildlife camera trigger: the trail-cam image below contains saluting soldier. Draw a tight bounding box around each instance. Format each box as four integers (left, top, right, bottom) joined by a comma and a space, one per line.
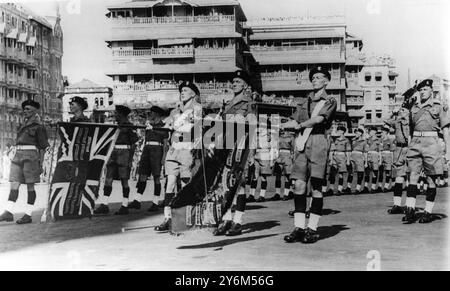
274, 129, 295, 201
364, 127, 382, 193
69, 96, 91, 123
328, 126, 351, 195
128, 106, 169, 212
94, 105, 139, 216
214, 70, 256, 237
282, 66, 337, 244
155, 81, 203, 232
347, 128, 368, 194
403, 79, 450, 224
379, 126, 396, 192
0, 100, 49, 225
384, 107, 410, 214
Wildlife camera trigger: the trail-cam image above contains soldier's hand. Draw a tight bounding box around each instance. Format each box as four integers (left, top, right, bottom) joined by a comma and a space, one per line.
145, 122, 153, 130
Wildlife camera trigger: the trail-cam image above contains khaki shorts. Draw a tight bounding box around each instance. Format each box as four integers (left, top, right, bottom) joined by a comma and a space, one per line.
367, 152, 380, 171
381, 152, 394, 171
350, 151, 365, 173
138, 145, 164, 178
277, 151, 293, 175
292, 134, 329, 181
106, 149, 133, 180
393, 147, 408, 177
408, 136, 443, 176
332, 152, 348, 173
165, 147, 194, 179
9, 149, 42, 184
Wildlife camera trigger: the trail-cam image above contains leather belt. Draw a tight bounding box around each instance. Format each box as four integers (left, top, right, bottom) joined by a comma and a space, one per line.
114, 145, 129, 150
368, 151, 379, 155
16, 145, 37, 150
146, 141, 163, 146
279, 149, 291, 154
413, 131, 438, 137
352, 151, 364, 154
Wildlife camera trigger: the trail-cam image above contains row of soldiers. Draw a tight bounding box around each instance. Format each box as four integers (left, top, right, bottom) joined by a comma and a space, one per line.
0, 68, 448, 244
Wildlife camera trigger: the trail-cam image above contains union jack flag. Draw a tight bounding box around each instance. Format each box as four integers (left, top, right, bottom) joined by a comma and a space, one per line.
49, 122, 119, 220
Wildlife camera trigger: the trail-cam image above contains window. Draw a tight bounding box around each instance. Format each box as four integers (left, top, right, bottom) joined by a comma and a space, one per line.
376, 90, 382, 101
376, 110, 382, 119
366, 111, 372, 121
375, 72, 382, 82
365, 73, 371, 82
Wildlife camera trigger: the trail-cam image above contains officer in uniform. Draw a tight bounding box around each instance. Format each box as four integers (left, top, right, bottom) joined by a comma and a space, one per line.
0, 100, 49, 224
403, 79, 450, 223
282, 66, 337, 244
128, 106, 169, 212
384, 107, 410, 214
94, 105, 139, 215
155, 81, 202, 232
69, 96, 90, 122
379, 126, 396, 192
328, 126, 351, 195
364, 127, 382, 193
274, 129, 295, 201
214, 70, 256, 237
347, 128, 368, 194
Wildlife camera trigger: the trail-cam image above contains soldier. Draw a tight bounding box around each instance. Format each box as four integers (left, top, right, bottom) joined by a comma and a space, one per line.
0, 100, 49, 224
364, 127, 382, 193
128, 106, 169, 212
328, 126, 351, 195
437, 137, 448, 187
274, 129, 295, 201
94, 105, 139, 216
282, 66, 337, 244
154, 81, 202, 232
403, 79, 450, 224
347, 128, 368, 194
214, 70, 256, 237
379, 126, 396, 192
384, 107, 410, 214
69, 96, 90, 122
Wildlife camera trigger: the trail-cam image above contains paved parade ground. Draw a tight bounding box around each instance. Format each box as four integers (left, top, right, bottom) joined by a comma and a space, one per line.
0, 182, 448, 271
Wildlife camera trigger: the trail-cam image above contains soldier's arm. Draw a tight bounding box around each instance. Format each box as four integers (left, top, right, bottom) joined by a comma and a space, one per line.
443, 127, 450, 161
346, 140, 351, 164
301, 99, 337, 129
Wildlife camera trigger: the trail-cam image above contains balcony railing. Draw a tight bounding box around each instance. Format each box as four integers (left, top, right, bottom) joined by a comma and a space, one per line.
252, 44, 341, 52
113, 81, 233, 93
111, 15, 235, 25
261, 71, 341, 81
112, 47, 195, 58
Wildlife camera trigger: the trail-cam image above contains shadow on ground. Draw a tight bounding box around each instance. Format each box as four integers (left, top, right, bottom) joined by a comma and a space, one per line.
318, 225, 350, 241
177, 234, 279, 250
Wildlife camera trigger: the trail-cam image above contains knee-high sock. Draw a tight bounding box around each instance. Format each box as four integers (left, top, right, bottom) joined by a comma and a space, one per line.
385, 173, 392, 189
308, 197, 323, 231
425, 187, 437, 213
100, 186, 113, 205
25, 191, 37, 216
372, 171, 379, 190
338, 175, 344, 192
163, 193, 175, 219
294, 194, 307, 229
260, 178, 267, 198
393, 183, 403, 206
135, 181, 147, 202
250, 179, 257, 197
284, 175, 292, 196
406, 185, 419, 209
5, 189, 18, 212
275, 175, 282, 194
122, 187, 130, 207
234, 188, 246, 224
356, 172, 364, 191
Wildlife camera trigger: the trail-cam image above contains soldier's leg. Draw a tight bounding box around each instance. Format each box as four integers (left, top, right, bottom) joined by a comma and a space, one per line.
356, 172, 364, 193
132, 174, 148, 204
25, 184, 36, 217
371, 170, 379, 192
275, 169, 282, 198
226, 186, 246, 236
385, 170, 392, 191
337, 173, 345, 194
424, 176, 437, 215
5, 182, 20, 214
283, 174, 293, 199
388, 176, 405, 214
328, 166, 337, 194
306, 178, 324, 234
403, 142, 422, 223
257, 175, 268, 201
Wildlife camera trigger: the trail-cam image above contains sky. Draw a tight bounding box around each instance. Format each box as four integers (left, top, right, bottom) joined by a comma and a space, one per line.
5, 0, 450, 91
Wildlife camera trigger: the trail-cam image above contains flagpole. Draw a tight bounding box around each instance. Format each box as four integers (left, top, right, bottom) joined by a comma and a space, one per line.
40, 123, 59, 223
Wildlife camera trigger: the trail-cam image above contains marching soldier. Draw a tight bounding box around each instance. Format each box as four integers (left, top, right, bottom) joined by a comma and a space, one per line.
0, 100, 49, 224
384, 107, 410, 214
214, 70, 256, 237
364, 127, 382, 193
328, 126, 351, 195
94, 105, 139, 215
128, 106, 169, 212
403, 79, 450, 224
379, 126, 396, 192
155, 81, 202, 232
282, 66, 337, 244
274, 129, 295, 201
347, 128, 368, 194
69, 96, 91, 123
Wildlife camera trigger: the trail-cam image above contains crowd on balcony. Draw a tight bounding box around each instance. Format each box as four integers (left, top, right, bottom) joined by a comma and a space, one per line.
261, 68, 341, 81
251, 42, 340, 51
113, 80, 233, 94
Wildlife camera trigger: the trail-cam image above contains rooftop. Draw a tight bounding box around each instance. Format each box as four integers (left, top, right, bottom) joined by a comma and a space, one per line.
66, 79, 111, 90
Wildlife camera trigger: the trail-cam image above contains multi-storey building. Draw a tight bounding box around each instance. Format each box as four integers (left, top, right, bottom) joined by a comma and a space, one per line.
359, 54, 400, 128
247, 16, 347, 111
427, 74, 449, 106
62, 79, 113, 121
105, 0, 255, 110
0, 3, 64, 151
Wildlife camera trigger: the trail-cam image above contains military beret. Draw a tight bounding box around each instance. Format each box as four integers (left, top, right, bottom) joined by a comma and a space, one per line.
70, 96, 88, 111
337, 126, 347, 133
309, 66, 331, 82
115, 105, 131, 116
368, 126, 378, 132
179, 81, 200, 96
381, 126, 390, 132
22, 99, 40, 110
233, 70, 251, 84
355, 128, 364, 134
417, 79, 433, 90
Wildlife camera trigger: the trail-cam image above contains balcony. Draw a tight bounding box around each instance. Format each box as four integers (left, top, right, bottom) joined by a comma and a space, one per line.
112, 46, 194, 59
6, 74, 17, 86
346, 97, 365, 106
251, 44, 344, 65
108, 47, 237, 74
348, 109, 365, 118
108, 15, 241, 40
260, 72, 345, 91
5, 47, 17, 61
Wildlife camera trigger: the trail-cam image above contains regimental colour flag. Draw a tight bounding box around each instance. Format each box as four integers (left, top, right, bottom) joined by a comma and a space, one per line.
49, 122, 119, 220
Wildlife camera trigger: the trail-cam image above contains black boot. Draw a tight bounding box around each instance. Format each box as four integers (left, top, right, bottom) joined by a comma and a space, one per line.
16, 214, 32, 225
388, 205, 405, 215
214, 220, 233, 236
418, 212, 433, 224
271, 194, 281, 201
402, 207, 416, 223
0, 211, 14, 223
288, 210, 295, 217
147, 203, 159, 213
94, 204, 110, 215
302, 228, 320, 244
256, 197, 266, 203
114, 206, 129, 216
284, 228, 305, 243
226, 222, 243, 236
246, 195, 256, 203
128, 200, 141, 210
282, 192, 294, 201
154, 218, 172, 232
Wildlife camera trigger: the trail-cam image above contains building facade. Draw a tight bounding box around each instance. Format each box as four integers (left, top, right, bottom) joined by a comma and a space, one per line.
106, 0, 255, 110
0, 3, 64, 150
427, 74, 449, 106
63, 79, 113, 121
